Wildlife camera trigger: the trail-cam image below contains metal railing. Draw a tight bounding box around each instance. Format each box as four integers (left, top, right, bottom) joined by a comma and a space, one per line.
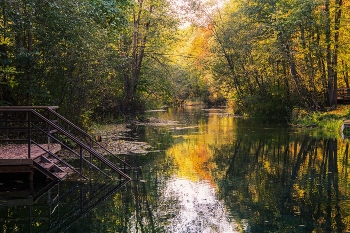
0, 106, 59, 158
46, 108, 132, 171
0, 106, 131, 181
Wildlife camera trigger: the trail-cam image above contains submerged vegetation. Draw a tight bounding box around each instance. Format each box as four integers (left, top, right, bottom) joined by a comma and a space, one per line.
0, 0, 349, 125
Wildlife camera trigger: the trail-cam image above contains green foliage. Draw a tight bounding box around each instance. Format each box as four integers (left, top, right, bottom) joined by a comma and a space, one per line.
291, 107, 350, 138
1, 0, 349, 123
237, 94, 294, 118
343, 127, 350, 137
343, 108, 350, 119
0, 0, 136, 124
57, 134, 77, 148
205, 0, 349, 117
88, 0, 131, 29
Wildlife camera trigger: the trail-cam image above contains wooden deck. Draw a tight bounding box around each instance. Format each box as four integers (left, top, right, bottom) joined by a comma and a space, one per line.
0, 144, 61, 174
0, 106, 131, 182
0, 144, 61, 160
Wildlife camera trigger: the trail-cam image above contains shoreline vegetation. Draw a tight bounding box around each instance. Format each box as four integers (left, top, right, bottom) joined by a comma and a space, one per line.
291, 104, 350, 139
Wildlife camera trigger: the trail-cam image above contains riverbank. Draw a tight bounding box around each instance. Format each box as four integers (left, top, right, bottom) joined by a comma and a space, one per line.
292, 104, 350, 138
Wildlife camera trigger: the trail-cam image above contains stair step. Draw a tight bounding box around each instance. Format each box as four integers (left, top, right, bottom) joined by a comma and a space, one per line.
43, 156, 59, 164
50, 168, 73, 180
40, 162, 54, 170
35, 158, 75, 181
50, 165, 65, 173
52, 171, 68, 180
50, 158, 59, 164
40, 155, 51, 163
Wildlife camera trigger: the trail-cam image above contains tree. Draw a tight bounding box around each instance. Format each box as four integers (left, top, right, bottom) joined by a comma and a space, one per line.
117, 0, 178, 113
200, 0, 350, 116
0, 0, 132, 124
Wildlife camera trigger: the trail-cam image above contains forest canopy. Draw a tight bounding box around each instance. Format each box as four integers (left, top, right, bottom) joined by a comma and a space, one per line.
0, 0, 349, 125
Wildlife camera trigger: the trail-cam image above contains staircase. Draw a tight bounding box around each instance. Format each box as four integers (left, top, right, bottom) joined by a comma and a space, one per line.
33, 153, 74, 181
0, 106, 132, 182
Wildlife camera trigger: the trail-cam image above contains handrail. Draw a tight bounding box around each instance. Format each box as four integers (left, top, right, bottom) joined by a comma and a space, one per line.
47, 108, 89, 139
47, 108, 132, 169
0, 106, 131, 180
30, 140, 85, 179
0, 106, 59, 110
30, 123, 111, 179
31, 110, 131, 180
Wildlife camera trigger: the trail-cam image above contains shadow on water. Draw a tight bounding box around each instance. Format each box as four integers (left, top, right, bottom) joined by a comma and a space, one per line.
0, 176, 129, 233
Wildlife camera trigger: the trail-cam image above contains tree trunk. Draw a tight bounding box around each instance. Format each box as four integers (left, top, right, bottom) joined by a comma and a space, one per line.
342, 61, 349, 88
325, 0, 340, 107
122, 0, 152, 111
332, 0, 342, 106
14, 1, 33, 105
283, 41, 314, 108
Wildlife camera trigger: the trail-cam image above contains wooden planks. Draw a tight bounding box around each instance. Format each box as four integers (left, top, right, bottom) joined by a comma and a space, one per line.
0, 143, 61, 169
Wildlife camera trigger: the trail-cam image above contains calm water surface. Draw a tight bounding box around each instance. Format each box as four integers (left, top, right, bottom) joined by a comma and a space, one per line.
1, 107, 350, 233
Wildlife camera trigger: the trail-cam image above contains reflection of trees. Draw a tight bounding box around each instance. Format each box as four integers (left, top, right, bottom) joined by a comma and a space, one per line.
66, 166, 167, 233
213, 134, 349, 232
101, 154, 174, 233
129, 168, 162, 233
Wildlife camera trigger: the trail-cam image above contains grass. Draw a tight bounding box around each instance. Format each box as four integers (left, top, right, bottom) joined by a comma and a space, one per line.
292, 105, 350, 138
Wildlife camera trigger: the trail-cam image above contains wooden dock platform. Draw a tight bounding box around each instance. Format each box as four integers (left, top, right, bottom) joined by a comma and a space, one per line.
0, 144, 61, 178
0, 106, 131, 182
0, 143, 61, 160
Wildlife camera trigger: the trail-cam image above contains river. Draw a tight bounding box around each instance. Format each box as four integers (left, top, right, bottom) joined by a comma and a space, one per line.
1, 107, 350, 232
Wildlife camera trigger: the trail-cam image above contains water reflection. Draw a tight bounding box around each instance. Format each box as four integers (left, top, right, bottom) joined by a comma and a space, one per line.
0, 179, 129, 233
212, 133, 350, 232
4, 108, 350, 232
135, 108, 350, 232
152, 110, 242, 231
152, 177, 239, 232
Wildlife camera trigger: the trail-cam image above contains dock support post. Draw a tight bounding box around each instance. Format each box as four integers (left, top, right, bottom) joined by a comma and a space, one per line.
28, 112, 31, 159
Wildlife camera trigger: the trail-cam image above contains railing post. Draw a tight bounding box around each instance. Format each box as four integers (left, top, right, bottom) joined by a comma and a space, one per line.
28, 111, 31, 159
89, 138, 92, 181
80, 184, 83, 212
80, 146, 83, 181
47, 109, 51, 150
5, 112, 8, 141
90, 138, 92, 163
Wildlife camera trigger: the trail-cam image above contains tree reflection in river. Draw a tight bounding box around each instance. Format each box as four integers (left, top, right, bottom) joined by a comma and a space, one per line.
143, 109, 350, 232
213, 129, 350, 232
68, 108, 350, 232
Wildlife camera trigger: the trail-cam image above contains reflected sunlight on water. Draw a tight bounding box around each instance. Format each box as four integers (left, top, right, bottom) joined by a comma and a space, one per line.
158, 111, 244, 232
166, 113, 236, 182
105, 108, 350, 232
159, 177, 240, 233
